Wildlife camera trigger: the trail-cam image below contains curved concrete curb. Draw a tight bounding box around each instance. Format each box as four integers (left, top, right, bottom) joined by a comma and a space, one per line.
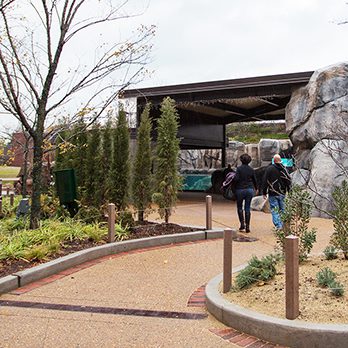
0, 228, 224, 295
206, 272, 348, 348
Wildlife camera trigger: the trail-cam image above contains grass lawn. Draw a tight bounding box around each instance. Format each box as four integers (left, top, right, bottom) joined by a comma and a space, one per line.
0, 166, 20, 178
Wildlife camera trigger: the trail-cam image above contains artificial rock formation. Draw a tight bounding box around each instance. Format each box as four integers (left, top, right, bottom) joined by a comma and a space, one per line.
286, 62, 348, 217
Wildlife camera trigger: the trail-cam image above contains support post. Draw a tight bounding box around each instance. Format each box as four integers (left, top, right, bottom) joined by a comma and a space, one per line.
285, 235, 299, 320
10, 193, 14, 206
223, 228, 233, 293
107, 203, 115, 243
206, 195, 212, 230
6, 186, 9, 196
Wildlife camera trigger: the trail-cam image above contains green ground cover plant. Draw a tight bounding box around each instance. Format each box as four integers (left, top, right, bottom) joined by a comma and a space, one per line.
0, 218, 108, 261
323, 245, 338, 260
234, 254, 279, 290
316, 267, 344, 297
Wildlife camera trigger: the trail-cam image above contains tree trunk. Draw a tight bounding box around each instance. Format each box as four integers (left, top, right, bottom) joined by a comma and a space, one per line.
165, 208, 169, 223
138, 209, 144, 222
22, 143, 29, 197
30, 136, 43, 229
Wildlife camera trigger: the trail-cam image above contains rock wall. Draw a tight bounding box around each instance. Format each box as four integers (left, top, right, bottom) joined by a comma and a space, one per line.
179, 138, 292, 171
286, 62, 348, 217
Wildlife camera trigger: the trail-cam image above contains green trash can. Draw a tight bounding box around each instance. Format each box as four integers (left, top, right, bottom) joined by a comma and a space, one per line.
54, 168, 77, 203
54, 169, 78, 217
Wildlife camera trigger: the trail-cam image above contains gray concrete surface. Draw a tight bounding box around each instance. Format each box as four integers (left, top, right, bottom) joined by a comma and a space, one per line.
206, 273, 348, 348
0, 192, 335, 347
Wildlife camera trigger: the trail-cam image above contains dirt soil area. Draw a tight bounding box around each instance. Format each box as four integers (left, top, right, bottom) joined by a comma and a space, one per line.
223, 256, 348, 324
0, 222, 200, 278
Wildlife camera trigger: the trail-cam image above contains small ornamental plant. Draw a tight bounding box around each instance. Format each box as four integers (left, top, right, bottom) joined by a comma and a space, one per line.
234, 254, 279, 290
276, 185, 317, 262
316, 267, 337, 287
330, 180, 348, 260
329, 280, 344, 297
316, 267, 344, 297
323, 245, 338, 260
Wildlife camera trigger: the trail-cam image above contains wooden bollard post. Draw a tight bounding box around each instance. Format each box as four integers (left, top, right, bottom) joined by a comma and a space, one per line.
206, 195, 212, 230
10, 193, 14, 206
107, 203, 115, 243
285, 235, 299, 320
223, 228, 233, 293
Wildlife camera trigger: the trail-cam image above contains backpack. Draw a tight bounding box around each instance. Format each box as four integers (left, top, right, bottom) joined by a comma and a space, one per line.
221, 171, 237, 200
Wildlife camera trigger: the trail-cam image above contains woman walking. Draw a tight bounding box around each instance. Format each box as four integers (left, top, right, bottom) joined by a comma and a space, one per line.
234, 153, 257, 232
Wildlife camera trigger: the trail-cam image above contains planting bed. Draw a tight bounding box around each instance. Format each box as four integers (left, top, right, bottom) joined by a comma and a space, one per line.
0, 222, 200, 278
223, 256, 348, 324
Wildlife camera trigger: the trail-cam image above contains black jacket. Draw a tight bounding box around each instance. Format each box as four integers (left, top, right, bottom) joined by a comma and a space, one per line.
235, 164, 257, 190
262, 163, 291, 196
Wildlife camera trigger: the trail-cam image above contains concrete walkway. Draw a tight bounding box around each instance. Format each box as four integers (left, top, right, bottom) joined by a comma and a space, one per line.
0, 192, 334, 348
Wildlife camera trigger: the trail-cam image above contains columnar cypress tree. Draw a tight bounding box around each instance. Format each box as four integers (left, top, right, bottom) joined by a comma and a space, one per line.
85, 123, 101, 206
132, 103, 153, 221
108, 106, 130, 210
152, 97, 181, 223
72, 118, 88, 191
98, 114, 113, 204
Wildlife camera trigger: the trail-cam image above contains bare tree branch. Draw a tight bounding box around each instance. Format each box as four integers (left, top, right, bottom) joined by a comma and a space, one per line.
0, 0, 155, 228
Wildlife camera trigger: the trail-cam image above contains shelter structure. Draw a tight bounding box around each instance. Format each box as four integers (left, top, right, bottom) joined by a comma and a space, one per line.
122, 71, 313, 167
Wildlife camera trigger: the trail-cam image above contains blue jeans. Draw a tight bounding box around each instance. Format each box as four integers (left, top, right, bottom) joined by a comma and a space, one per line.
268, 195, 285, 229
235, 188, 254, 213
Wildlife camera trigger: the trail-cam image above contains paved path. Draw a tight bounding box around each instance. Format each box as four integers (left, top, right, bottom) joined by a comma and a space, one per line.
0, 192, 334, 348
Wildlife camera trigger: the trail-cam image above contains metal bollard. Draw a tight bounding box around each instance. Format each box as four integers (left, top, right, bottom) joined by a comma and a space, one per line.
206, 195, 212, 230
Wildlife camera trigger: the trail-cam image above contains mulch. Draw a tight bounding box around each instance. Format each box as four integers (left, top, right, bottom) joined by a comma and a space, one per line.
0, 222, 201, 278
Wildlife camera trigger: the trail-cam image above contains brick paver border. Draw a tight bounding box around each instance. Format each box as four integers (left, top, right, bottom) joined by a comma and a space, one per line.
188, 284, 287, 347
209, 328, 287, 347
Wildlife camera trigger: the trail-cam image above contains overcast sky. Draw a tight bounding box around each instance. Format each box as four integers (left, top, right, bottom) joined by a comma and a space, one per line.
1, 0, 348, 131
136, 0, 348, 86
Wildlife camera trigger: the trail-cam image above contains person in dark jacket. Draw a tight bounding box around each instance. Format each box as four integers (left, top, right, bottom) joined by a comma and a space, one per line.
262, 154, 291, 229
234, 153, 257, 233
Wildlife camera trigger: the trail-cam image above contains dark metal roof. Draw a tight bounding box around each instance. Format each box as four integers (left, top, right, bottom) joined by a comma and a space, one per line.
123, 71, 313, 99
123, 71, 313, 125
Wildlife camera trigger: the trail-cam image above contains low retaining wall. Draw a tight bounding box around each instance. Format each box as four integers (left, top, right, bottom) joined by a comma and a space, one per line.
206, 273, 348, 348
0, 228, 224, 295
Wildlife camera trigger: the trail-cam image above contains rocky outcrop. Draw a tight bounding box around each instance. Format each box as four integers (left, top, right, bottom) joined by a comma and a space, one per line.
308, 140, 348, 217
290, 169, 310, 188
286, 62, 348, 217
226, 141, 245, 167
258, 139, 292, 167
287, 62, 348, 150
251, 196, 271, 213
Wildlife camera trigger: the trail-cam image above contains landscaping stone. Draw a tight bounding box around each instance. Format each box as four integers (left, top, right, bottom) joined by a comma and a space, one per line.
251, 196, 270, 213
286, 62, 348, 216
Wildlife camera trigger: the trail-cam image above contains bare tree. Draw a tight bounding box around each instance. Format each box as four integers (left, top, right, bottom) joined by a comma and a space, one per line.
0, 1, 155, 228
0, 0, 15, 11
